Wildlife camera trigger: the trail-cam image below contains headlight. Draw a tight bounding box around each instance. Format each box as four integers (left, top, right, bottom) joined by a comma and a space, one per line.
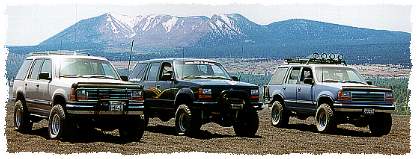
198, 88, 212, 100
130, 90, 144, 101
385, 92, 394, 104
251, 89, 259, 96
199, 88, 212, 95
76, 89, 88, 100
337, 90, 351, 101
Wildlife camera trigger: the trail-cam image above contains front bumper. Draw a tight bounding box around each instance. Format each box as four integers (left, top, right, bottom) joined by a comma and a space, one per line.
192, 101, 263, 111
66, 101, 144, 115
333, 103, 395, 113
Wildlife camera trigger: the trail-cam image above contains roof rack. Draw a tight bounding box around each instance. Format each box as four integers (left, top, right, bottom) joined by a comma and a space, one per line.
28, 50, 89, 56
285, 53, 346, 65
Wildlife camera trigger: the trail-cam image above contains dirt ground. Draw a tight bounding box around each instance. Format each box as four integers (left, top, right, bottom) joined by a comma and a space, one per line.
5, 103, 410, 155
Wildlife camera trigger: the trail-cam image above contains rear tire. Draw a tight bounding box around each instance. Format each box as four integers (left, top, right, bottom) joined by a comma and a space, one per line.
233, 110, 259, 137
119, 116, 145, 141
14, 100, 33, 133
174, 104, 201, 136
369, 113, 392, 136
48, 104, 69, 139
271, 101, 289, 127
315, 103, 337, 133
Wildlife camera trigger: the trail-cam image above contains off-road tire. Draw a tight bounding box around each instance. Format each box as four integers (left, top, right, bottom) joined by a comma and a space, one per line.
271, 101, 289, 127
369, 113, 392, 137
233, 110, 259, 137
315, 103, 337, 133
174, 104, 201, 136
119, 116, 145, 141
14, 100, 33, 133
48, 104, 69, 139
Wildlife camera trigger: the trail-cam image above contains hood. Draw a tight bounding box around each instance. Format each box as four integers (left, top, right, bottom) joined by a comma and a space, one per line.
319, 82, 391, 91
186, 79, 257, 87
55, 77, 140, 89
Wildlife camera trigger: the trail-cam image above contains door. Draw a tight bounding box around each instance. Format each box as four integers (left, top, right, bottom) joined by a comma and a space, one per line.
296, 67, 315, 112
283, 67, 301, 109
25, 59, 44, 114
143, 62, 160, 109
37, 59, 52, 114
156, 61, 175, 111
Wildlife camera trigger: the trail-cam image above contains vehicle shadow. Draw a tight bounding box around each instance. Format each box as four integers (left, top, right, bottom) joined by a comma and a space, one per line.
26, 127, 145, 144
285, 123, 372, 137
146, 125, 260, 139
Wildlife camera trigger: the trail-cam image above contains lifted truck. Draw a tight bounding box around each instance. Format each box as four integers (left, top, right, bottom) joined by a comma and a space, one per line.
263, 53, 394, 136
11, 51, 145, 141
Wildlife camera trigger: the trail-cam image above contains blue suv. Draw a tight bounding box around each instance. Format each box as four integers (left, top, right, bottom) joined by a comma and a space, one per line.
263, 54, 394, 136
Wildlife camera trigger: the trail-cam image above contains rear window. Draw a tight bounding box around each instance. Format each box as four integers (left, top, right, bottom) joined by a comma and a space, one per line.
15, 59, 32, 80
270, 67, 288, 85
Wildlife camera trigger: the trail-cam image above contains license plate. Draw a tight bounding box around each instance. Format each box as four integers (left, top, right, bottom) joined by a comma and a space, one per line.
363, 108, 375, 115
109, 101, 124, 111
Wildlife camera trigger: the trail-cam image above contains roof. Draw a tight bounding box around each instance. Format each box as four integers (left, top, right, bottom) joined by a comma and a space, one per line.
25, 50, 107, 61
138, 58, 217, 63
276, 64, 355, 69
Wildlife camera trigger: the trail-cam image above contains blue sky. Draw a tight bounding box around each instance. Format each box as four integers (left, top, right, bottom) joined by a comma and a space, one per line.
5, 3, 411, 46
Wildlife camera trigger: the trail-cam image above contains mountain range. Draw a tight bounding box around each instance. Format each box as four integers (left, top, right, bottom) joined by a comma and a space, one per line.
39, 13, 410, 49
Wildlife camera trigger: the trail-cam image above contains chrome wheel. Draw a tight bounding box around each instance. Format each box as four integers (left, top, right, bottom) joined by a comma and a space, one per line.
318, 110, 327, 128
51, 114, 61, 136
271, 106, 281, 125
14, 104, 23, 128
178, 112, 189, 132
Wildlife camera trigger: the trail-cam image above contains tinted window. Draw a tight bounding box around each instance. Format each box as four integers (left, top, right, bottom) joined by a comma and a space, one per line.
28, 59, 44, 80
130, 63, 147, 80
15, 59, 32, 80
287, 67, 301, 84
146, 63, 160, 81
270, 67, 288, 85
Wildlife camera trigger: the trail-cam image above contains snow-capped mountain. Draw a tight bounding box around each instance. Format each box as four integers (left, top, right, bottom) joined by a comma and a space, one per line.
39, 13, 410, 49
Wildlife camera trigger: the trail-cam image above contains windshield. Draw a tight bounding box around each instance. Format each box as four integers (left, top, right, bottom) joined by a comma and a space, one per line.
59, 58, 119, 79
315, 67, 366, 84
174, 61, 231, 80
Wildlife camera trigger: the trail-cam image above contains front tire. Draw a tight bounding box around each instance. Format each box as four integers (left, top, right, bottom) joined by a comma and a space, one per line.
174, 104, 201, 136
271, 101, 289, 127
14, 100, 33, 133
233, 110, 259, 137
369, 113, 392, 136
48, 104, 69, 139
315, 103, 337, 133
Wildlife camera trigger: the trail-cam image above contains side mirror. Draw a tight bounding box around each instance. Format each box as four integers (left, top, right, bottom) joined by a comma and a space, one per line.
231, 76, 239, 81
161, 71, 174, 81
366, 81, 372, 85
303, 77, 314, 85
39, 72, 51, 80
120, 76, 128, 81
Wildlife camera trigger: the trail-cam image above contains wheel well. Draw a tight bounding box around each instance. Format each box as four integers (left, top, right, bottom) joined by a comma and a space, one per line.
175, 93, 193, 107
272, 94, 284, 105
53, 95, 66, 107
16, 92, 25, 101
317, 96, 333, 107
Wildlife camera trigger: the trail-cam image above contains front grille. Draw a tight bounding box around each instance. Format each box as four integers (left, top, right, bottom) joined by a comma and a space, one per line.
80, 88, 133, 100
351, 91, 385, 102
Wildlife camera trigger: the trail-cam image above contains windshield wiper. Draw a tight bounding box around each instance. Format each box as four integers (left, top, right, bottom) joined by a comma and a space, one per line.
81, 75, 116, 79
183, 75, 206, 79
59, 75, 82, 78
342, 80, 366, 84
322, 79, 340, 83
206, 76, 229, 80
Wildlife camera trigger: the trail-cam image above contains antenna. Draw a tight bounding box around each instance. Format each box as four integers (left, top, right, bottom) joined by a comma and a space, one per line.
128, 40, 134, 72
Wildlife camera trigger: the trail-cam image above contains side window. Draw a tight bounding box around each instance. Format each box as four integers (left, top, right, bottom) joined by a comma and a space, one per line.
270, 67, 288, 85
159, 62, 173, 81
130, 63, 147, 80
40, 59, 52, 76
15, 59, 33, 80
146, 62, 160, 81
28, 59, 44, 80
300, 67, 313, 84
287, 67, 301, 84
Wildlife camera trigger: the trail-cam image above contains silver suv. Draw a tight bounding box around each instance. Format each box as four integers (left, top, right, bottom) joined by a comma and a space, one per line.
11, 51, 145, 141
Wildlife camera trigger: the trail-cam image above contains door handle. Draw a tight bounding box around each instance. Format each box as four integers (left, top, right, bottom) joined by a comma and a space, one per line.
282, 87, 286, 90
36, 84, 40, 87
156, 85, 160, 88
25, 83, 27, 86
297, 87, 301, 92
